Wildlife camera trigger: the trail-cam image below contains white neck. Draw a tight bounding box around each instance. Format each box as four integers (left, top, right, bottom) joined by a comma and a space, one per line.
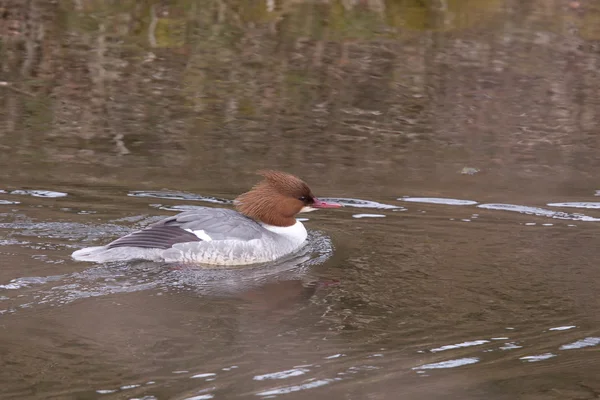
261, 219, 308, 244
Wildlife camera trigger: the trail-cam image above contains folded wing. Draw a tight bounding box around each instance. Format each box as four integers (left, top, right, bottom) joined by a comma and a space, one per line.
107, 208, 263, 249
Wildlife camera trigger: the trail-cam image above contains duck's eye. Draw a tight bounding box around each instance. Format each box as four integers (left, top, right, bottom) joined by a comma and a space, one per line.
298, 196, 308, 202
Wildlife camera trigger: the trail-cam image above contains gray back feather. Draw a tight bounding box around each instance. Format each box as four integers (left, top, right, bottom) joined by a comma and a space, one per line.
107, 208, 264, 250
157, 208, 264, 241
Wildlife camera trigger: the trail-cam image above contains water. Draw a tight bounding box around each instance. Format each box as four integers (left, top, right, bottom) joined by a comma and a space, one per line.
1, 0, 600, 399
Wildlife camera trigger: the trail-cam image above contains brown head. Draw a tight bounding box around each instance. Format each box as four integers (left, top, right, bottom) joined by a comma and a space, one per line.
235, 170, 341, 227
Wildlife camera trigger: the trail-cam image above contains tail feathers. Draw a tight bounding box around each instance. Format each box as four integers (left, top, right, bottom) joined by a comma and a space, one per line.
71, 245, 164, 263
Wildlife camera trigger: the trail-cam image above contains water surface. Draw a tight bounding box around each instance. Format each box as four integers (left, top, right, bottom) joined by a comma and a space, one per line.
1, 0, 600, 399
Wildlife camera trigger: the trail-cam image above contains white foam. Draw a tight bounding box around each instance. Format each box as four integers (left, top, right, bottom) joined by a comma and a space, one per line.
0, 282, 25, 290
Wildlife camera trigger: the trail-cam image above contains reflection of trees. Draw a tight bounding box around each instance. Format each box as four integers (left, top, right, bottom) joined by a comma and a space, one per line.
1, 0, 600, 182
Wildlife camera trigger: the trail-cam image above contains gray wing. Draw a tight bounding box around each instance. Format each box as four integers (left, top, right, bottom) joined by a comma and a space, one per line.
107, 208, 263, 250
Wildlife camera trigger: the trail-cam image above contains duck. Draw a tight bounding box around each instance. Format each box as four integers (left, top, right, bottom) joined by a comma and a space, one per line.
72, 170, 341, 265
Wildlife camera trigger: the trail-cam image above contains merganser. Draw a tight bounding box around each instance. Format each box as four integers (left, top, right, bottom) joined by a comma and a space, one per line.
72, 171, 341, 265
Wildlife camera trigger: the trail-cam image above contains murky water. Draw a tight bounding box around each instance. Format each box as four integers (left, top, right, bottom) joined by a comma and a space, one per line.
2, 0, 600, 399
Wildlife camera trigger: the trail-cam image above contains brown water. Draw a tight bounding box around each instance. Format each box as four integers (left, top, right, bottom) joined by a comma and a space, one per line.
1, 0, 600, 399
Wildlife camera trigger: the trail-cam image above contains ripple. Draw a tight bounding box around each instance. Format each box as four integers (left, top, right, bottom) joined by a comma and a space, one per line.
191, 373, 216, 379
430, 340, 489, 353
547, 202, 600, 209
9, 189, 67, 198
0, 275, 63, 290
254, 368, 309, 381
120, 384, 140, 390
0, 220, 128, 242
519, 353, 556, 362
460, 167, 480, 175
128, 191, 232, 205
499, 342, 523, 350
0, 232, 333, 310
399, 197, 478, 206
150, 204, 223, 212
0, 200, 20, 205
477, 204, 600, 222
548, 325, 576, 331
256, 378, 339, 396
559, 337, 600, 350
138, 194, 401, 212
352, 214, 386, 219
0, 238, 29, 247
412, 357, 480, 370
320, 198, 401, 209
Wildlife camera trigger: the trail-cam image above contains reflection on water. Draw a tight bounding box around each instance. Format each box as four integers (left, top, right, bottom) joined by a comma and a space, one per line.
2, 0, 600, 398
